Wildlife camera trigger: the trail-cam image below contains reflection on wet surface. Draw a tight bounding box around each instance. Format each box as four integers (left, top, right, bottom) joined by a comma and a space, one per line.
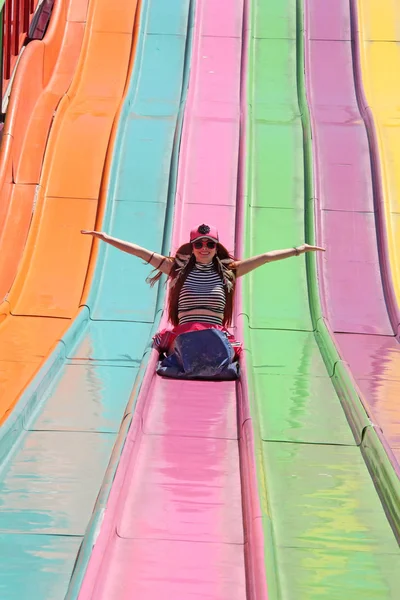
278, 546, 400, 599
32, 364, 138, 433
263, 442, 399, 553
337, 333, 400, 448
91, 375, 248, 598
251, 329, 328, 376
254, 373, 355, 445
0, 534, 82, 599
0, 431, 115, 535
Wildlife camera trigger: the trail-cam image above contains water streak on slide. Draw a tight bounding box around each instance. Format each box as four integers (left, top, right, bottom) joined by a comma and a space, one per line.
78, 1, 267, 598
241, 0, 400, 597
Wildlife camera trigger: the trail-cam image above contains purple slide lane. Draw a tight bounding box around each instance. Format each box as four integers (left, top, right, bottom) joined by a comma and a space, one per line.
305, 0, 400, 465
77, 1, 268, 598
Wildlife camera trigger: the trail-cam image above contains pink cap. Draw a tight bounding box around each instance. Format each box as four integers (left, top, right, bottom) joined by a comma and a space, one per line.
190, 224, 219, 244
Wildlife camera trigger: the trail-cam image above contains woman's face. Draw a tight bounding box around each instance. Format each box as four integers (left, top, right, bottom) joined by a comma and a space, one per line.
192, 238, 217, 264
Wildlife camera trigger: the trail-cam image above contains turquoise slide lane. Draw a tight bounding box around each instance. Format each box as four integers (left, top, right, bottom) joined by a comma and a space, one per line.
0, 1, 193, 597
242, 0, 400, 598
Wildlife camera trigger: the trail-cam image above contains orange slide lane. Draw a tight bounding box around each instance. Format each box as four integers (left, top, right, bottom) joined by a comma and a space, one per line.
0, 0, 89, 299
0, 0, 140, 422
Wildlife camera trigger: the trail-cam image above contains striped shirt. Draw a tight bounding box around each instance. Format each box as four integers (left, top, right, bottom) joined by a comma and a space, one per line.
178, 262, 226, 325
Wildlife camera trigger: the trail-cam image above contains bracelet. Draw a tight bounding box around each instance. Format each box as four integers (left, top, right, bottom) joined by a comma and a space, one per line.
147, 252, 155, 264
156, 257, 166, 270
293, 247, 300, 256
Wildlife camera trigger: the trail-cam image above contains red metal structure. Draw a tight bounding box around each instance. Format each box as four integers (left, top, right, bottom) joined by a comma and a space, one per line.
1, 0, 40, 100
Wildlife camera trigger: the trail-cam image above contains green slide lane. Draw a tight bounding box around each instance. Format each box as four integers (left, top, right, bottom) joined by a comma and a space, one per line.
242, 0, 400, 597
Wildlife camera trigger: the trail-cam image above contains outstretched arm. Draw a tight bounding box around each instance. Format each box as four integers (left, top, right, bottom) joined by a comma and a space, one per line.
81, 230, 172, 275
234, 243, 325, 278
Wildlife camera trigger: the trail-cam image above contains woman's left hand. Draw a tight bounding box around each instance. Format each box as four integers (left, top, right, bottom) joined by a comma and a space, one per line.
297, 243, 325, 254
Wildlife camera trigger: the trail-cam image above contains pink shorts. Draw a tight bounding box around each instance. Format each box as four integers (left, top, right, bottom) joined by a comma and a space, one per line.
153, 322, 242, 359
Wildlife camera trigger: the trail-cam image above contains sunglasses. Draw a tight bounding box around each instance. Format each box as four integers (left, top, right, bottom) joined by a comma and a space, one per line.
193, 240, 216, 250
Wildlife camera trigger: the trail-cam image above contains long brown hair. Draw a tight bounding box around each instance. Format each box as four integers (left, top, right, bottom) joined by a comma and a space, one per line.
147, 242, 237, 327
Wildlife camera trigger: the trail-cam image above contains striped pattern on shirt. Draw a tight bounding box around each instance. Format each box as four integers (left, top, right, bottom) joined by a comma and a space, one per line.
178, 262, 226, 325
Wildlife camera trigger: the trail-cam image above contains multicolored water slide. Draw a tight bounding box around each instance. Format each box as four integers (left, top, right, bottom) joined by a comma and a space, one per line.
1, 0, 400, 599
241, 0, 400, 596
74, 0, 400, 598
0, 0, 144, 595
75, 1, 268, 598
0, 0, 140, 416
0, 0, 87, 302
307, 0, 400, 528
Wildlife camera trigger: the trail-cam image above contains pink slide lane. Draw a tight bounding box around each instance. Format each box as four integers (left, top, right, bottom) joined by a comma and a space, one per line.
77, 1, 267, 599
305, 0, 400, 464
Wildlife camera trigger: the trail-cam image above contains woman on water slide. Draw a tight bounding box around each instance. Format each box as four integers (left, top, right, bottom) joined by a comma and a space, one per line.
81, 224, 324, 377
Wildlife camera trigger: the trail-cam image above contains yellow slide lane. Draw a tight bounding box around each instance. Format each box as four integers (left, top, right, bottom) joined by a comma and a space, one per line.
356, 0, 400, 314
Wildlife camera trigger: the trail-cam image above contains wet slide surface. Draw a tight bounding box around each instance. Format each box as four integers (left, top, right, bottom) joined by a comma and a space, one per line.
1, 0, 399, 598
306, 0, 400, 518
64, 0, 193, 593
0, 0, 139, 419
242, 0, 400, 597
0, 0, 141, 596
307, 0, 392, 335
344, 0, 400, 468
78, 1, 266, 598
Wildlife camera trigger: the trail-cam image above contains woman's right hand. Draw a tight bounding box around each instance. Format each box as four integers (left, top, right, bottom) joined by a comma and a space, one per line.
81, 230, 106, 240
